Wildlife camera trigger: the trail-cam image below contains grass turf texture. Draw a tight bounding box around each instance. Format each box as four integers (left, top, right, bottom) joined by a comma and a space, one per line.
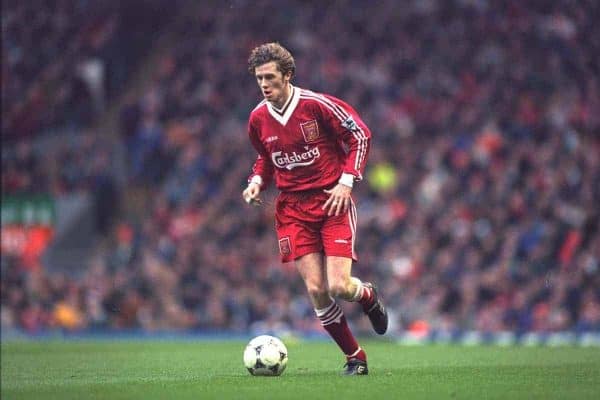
2, 340, 600, 399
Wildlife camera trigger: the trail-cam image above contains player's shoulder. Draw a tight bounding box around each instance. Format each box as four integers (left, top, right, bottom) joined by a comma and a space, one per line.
249, 99, 268, 122
298, 88, 348, 108
250, 99, 268, 115
299, 87, 334, 102
298, 87, 355, 116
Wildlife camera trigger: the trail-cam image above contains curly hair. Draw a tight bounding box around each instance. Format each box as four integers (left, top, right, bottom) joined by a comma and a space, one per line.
247, 42, 295, 78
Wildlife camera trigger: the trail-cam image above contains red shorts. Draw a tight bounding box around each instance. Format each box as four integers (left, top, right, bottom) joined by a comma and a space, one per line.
275, 189, 358, 263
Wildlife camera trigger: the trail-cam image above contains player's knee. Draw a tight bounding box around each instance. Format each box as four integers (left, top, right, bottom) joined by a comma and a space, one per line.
328, 280, 351, 299
305, 283, 328, 301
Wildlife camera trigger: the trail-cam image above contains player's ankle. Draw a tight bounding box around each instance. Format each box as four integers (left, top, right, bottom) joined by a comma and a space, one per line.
359, 286, 375, 310
346, 347, 367, 362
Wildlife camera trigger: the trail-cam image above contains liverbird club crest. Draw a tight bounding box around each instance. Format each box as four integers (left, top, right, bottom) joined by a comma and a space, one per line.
278, 237, 291, 255
300, 120, 320, 142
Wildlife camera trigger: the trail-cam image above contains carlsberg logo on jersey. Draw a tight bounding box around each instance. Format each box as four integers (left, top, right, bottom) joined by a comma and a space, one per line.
272, 146, 321, 170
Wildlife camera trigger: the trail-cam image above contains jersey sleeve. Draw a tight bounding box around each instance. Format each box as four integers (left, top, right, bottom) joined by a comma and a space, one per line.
247, 118, 274, 189
317, 95, 371, 181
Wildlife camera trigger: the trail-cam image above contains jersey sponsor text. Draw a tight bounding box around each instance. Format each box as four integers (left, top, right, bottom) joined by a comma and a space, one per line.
271, 146, 321, 170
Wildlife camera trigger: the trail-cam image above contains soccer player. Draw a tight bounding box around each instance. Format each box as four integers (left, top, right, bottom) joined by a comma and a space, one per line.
242, 43, 388, 375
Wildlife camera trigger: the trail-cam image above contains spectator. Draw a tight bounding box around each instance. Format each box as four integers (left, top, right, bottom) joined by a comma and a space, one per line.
2, 0, 599, 335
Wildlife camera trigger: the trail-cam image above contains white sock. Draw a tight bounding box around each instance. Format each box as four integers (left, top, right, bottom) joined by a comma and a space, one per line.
350, 277, 363, 302
314, 297, 336, 317
347, 347, 363, 358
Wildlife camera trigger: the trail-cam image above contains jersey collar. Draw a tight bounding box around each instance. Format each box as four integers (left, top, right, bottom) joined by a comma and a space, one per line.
266, 85, 300, 126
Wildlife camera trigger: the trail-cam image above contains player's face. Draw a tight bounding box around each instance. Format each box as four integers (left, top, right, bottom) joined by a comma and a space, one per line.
255, 62, 291, 108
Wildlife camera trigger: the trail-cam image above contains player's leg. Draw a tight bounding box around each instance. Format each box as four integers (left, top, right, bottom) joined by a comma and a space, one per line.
321, 255, 367, 374
326, 256, 388, 335
325, 255, 358, 301
295, 252, 366, 375
321, 197, 389, 336
295, 252, 330, 308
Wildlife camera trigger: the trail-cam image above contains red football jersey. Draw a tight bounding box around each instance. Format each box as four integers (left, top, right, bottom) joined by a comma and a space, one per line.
247, 86, 371, 192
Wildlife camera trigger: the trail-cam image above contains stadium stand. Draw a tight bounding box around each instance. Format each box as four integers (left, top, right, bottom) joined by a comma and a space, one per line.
2, 0, 599, 336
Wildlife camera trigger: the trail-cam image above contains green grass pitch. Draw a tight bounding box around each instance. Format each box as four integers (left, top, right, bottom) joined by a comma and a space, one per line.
2, 340, 600, 399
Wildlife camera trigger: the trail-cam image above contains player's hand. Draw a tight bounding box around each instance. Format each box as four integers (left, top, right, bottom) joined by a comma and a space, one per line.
322, 184, 352, 216
242, 182, 262, 206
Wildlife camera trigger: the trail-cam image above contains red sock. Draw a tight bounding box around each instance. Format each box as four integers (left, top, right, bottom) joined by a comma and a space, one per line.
316, 302, 366, 362
357, 284, 375, 312
346, 347, 367, 362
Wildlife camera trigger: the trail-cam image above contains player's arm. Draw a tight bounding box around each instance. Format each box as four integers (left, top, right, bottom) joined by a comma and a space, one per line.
243, 121, 274, 205
317, 97, 372, 216
328, 97, 371, 183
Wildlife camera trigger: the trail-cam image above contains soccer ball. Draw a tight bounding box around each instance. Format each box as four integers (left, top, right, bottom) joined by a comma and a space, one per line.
243, 335, 288, 376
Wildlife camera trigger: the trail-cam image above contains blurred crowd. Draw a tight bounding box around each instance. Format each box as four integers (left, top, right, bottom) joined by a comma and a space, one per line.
2, 0, 599, 336
2, 0, 173, 142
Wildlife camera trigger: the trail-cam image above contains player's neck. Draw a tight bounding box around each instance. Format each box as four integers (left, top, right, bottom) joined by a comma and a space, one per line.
271, 83, 293, 110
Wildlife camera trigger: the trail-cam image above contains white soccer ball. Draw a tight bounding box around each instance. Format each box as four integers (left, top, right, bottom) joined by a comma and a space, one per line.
243, 335, 288, 376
